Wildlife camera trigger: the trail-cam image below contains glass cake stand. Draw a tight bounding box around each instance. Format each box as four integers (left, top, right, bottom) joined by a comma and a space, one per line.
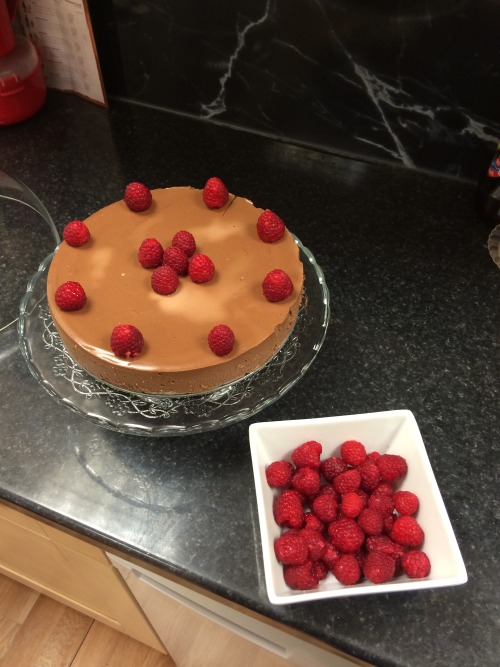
18, 237, 330, 436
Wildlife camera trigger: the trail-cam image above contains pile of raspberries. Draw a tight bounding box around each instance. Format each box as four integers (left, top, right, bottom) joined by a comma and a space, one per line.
266, 439, 430, 590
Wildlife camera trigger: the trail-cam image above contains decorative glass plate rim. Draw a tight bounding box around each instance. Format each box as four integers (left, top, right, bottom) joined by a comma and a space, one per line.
18, 236, 330, 436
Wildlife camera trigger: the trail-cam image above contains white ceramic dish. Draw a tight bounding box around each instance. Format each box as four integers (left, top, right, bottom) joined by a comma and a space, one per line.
249, 410, 467, 605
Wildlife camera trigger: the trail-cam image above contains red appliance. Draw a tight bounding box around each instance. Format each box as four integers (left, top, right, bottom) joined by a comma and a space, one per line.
0, 0, 46, 125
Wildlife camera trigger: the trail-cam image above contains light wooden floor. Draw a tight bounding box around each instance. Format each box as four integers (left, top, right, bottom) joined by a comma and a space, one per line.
0, 573, 176, 667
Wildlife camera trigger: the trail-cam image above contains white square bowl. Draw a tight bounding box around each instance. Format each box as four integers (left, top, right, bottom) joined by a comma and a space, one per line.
249, 410, 467, 605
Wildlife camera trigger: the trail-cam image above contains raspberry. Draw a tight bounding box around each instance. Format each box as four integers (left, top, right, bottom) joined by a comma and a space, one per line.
391, 515, 424, 547
358, 461, 381, 492
207, 324, 235, 356
54, 281, 87, 311
340, 440, 367, 466
151, 265, 179, 295
274, 532, 308, 565
328, 517, 365, 553
274, 490, 303, 528
110, 324, 144, 358
138, 238, 164, 268
303, 512, 324, 532
291, 440, 322, 469
332, 554, 361, 585
299, 528, 327, 561
62, 220, 90, 247
333, 468, 361, 495
365, 535, 405, 561
188, 254, 215, 283
368, 493, 395, 517
377, 453, 408, 482
393, 490, 419, 516
341, 492, 365, 518
401, 550, 431, 578
311, 493, 338, 523
256, 210, 286, 243
265, 460, 293, 488
262, 269, 294, 302
320, 456, 348, 482
312, 560, 328, 581
372, 481, 394, 496
291, 467, 321, 497
321, 542, 341, 569
124, 182, 152, 211
163, 245, 189, 275
363, 550, 395, 584
283, 560, 319, 590
367, 451, 381, 462
172, 230, 196, 257
202, 177, 229, 208
357, 508, 384, 536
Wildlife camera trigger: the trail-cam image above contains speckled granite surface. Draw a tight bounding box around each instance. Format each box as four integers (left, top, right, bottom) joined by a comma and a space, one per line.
0, 93, 499, 667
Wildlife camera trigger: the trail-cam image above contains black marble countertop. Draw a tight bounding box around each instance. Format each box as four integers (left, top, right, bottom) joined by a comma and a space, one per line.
1, 93, 498, 667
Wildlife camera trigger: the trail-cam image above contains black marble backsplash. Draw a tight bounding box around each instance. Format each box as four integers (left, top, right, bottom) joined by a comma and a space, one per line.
88, 0, 500, 181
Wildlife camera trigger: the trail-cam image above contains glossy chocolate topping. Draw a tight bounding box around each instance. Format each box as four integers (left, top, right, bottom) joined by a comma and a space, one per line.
47, 187, 304, 394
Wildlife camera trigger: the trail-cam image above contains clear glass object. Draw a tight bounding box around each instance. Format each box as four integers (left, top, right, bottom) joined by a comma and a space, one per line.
18, 237, 330, 436
0, 170, 59, 331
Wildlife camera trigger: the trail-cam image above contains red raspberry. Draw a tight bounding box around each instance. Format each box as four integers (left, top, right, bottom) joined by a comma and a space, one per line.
303, 512, 324, 532
54, 281, 87, 311
393, 490, 419, 516
357, 508, 384, 536
372, 481, 394, 496
318, 484, 339, 501
124, 182, 152, 211
274, 532, 308, 565
265, 460, 293, 488
138, 238, 164, 268
377, 453, 408, 482
110, 324, 144, 358
291, 467, 321, 497
188, 254, 215, 283
151, 265, 179, 295
321, 542, 341, 569
202, 177, 229, 208
368, 493, 395, 517
291, 440, 322, 469
332, 554, 361, 585
367, 451, 381, 462
299, 528, 327, 561
333, 468, 361, 495
363, 550, 395, 584
283, 559, 319, 590
320, 456, 348, 482
62, 220, 90, 247
340, 440, 367, 466
358, 461, 381, 492
312, 560, 328, 581
256, 210, 286, 243
274, 490, 303, 528
163, 245, 189, 275
341, 492, 365, 518
172, 230, 196, 257
365, 535, 405, 561
401, 550, 431, 578
328, 517, 365, 553
262, 269, 293, 302
311, 494, 338, 523
207, 324, 235, 356
390, 515, 424, 547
